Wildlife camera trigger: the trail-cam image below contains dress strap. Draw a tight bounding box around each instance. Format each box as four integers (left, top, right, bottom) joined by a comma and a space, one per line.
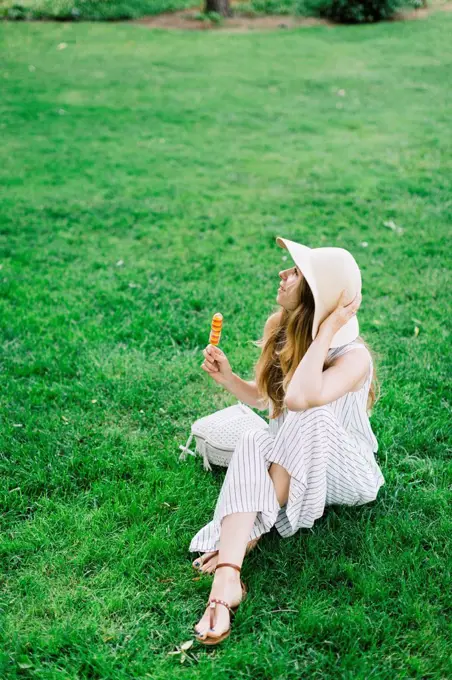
328, 342, 373, 383
329, 341, 368, 359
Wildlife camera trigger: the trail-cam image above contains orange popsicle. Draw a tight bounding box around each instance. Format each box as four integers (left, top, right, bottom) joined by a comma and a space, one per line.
209, 313, 223, 346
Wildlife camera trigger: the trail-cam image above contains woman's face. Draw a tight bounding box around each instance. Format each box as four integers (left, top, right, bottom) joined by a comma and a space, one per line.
277, 265, 303, 311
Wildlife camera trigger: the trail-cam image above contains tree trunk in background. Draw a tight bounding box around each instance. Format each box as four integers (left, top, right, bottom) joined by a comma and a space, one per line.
204, 0, 232, 16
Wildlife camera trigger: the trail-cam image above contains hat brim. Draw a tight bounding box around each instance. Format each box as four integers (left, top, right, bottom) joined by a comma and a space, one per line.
276, 236, 359, 348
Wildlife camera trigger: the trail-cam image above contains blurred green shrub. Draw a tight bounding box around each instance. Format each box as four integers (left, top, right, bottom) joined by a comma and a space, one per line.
0, 0, 428, 21
243, 0, 296, 15
297, 0, 406, 23
0, 0, 192, 20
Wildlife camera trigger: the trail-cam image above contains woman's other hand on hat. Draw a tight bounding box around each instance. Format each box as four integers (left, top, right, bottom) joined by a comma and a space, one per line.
201, 345, 234, 387
318, 289, 362, 338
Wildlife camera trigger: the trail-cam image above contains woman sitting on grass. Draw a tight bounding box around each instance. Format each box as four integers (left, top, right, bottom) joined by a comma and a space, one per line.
190, 236, 385, 645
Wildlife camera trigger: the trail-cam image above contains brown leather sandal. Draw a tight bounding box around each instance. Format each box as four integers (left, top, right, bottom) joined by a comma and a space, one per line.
195, 562, 247, 646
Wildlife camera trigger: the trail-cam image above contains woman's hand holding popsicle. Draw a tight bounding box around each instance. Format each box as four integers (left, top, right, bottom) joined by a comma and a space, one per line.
201, 344, 233, 387
201, 312, 233, 386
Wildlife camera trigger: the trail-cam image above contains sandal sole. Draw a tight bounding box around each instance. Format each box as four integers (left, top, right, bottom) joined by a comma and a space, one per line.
195, 629, 231, 645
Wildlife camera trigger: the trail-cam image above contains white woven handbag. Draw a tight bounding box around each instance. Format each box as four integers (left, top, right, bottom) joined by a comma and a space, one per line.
179, 401, 269, 471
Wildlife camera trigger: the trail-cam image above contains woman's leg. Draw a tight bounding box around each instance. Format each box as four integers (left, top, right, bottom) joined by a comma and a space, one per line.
190, 429, 282, 558
194, 464, 291, 640
268, 462, 290, 506
193, 457, 291, 576
194, 511, 256, 639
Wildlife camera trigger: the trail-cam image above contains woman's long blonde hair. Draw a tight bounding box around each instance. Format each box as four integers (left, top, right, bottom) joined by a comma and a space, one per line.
252, 276, 379, 419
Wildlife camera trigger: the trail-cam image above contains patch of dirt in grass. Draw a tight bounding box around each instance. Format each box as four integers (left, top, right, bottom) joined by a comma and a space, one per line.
134, 11, 329, 31
133, 1, 452, 31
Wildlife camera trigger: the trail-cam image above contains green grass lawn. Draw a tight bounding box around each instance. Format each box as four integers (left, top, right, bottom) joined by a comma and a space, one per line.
1, 13, 451, 679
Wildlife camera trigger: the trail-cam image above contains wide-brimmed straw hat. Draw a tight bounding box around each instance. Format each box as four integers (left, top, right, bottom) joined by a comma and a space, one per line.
276, 237, 362, 348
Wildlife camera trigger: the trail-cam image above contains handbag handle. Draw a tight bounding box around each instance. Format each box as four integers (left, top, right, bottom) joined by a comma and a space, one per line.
179, 434, 196, 460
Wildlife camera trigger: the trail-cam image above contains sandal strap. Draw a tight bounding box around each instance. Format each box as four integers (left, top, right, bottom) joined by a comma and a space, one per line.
209, 598, 232, 612
215, 562, 241, 573
200, 550, 218, 566
209, 598, 232, 630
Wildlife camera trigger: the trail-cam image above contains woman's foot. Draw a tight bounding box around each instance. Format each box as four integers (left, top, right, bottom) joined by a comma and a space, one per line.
194, 566, 244, 641
193, 537, 260, 574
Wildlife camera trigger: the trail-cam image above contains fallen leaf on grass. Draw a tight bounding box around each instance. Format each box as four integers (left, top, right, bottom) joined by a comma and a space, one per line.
102, 634, 115, 642
168, 640, 194, 662
383, 220, 404, 234
17, 662, 33, 670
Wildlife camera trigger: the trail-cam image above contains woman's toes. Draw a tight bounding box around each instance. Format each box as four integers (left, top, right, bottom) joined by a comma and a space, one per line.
201, 557, 218, 574
209, 605, 230, 636
198, 553, 219, 574
192, 551, 217, 571
194, 610, 211, 638
194, 622, 208, 639
194, 602, 230, 640
192, 554, 206, 569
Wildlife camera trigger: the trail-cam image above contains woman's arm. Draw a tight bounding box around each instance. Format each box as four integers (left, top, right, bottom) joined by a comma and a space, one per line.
285, 290, 367, 411
223, 375, 267, 411
284, 340, 369, 411
206, 313, 277, 410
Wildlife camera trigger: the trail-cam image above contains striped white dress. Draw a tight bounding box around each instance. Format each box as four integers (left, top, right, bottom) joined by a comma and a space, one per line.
189, 340, 385, 553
